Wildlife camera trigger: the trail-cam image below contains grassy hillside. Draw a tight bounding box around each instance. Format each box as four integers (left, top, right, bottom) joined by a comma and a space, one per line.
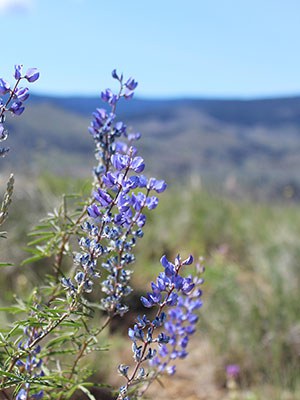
1, 94, 300, 199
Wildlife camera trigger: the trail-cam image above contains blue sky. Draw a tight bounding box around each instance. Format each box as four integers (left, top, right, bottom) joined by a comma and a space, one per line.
1, 0, 300, 98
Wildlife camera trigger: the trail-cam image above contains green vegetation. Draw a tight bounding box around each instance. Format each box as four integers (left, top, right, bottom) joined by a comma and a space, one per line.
137, 185, 300, 391
1, 175, 299, 398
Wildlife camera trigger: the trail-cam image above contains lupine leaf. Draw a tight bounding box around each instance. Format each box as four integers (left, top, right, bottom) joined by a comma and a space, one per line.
44, 348, 78, 357
21, 255, 45, 265
27, 231, 56, 237
27, 234, 55, 246
0, 369, 21, 380
78, 385, 97, 400
45, 333, 75, 348
0, 306, 26, 313
0, 262, 13, 267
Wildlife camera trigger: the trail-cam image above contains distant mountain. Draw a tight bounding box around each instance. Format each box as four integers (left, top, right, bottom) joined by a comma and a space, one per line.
29, 93, 300, 126
2, 93, 300, 198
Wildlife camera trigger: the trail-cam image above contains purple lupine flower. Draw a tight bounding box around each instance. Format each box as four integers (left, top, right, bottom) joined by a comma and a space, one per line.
138, 175, 148, 188
115, 121, 127, 134
75, 271, 85, 284
101, 89, 113, 103
16, 325, 44, 399
14, 87, 29, 101
93, 108, 107, 127
61, 277, 76, 292
117, 193, 131, 213
130, 156, 145, 173
102, 171, 119, 188
147, 178, 167, 193
101, 88, 118, 105
182, 254, 194, 265
93, 188, 112, 207
32, 391, 44, 399
127, 132, 141, 141
136, 213, 146, 228
140, 295, 153, 308
126, 144, 138, 157
112, 69, 123, 82
25, 68, 40, 82
118, 364, 129, 377
136, 314, 150, 328
87, 203, 102, 219
181, 276, 195, 294
118, 255, 204, 399
14, 64, 23, 80
111, 69, 118, 79
128, 325, 144, 341
114, 208, 133, 228
0, 78, 10, 95
96, 107, 107, 119
160, 255, 176, 277
123, 88, 135, 100
115, 141, 128, 154
9, 101, 25, 115
122, 175, 140, 193
0, 124, 6, 139
146, 196, 159, 210
16, 389, 27, 400
125, 77, 138, 91
111, 153, 130, 171
0, 64, 39, 153
65, 71, 168, 321
131, 192, 146, 211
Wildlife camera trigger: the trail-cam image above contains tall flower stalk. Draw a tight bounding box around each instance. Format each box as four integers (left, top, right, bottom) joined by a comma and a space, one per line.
0, 65, 39, 157
0, 67, 204, 400
117, 255, 204, 400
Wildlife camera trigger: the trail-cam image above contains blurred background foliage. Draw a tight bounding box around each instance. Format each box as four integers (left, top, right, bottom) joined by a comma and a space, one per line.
0, 173, 299, 399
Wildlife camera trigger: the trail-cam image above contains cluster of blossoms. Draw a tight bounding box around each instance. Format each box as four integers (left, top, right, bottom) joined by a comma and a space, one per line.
0, 67, 204, 400
15, 326, 44, 400
62, 70, 167, 317
0, 65, 39, 157
0, 65, 41, 399
88, 69, 139, 178
117, 255, 204, 399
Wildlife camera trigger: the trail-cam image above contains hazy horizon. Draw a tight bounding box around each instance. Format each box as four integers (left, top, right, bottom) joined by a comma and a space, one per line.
30, 90, 300, 102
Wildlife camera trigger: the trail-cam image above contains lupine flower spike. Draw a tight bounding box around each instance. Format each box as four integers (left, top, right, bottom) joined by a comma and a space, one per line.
118, 255, 204, 399
0, 65, 39, 157
62, 71, 167, 320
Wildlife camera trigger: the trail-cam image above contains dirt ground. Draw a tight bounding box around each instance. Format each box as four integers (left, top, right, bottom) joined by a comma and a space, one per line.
146, 338, 225, 400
